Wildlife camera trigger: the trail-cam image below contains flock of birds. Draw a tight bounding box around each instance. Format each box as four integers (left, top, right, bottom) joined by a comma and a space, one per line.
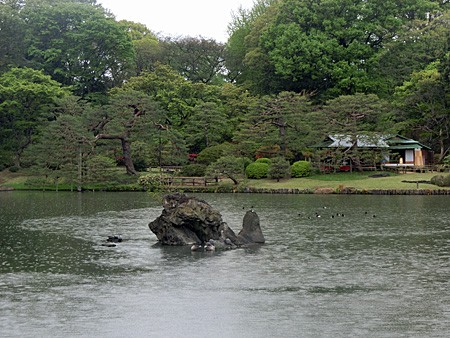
298, 206, 377, 219
101, 206, 377, 250
190, 238, 234, 252
190, 239, 216, 252
101, 235, 229, 252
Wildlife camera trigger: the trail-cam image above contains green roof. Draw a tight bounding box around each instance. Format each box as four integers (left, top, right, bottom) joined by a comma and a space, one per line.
388, 144, 423, 150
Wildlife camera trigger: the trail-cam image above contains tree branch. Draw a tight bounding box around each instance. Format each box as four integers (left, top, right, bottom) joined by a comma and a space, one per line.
95, 133, 124, 141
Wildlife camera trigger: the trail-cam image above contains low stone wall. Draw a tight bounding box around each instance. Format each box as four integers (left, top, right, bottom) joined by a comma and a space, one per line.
171, 185, 450, 195
366, 189, 450, 195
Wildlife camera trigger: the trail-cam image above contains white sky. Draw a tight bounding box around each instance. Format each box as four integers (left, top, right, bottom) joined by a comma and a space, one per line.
98, 0, 256, 42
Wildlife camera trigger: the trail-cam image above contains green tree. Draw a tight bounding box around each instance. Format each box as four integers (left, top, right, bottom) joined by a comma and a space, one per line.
84, 155, 117, 184
0, 1, 25, 10
20, 94, 99, 190
319, 93, 393, 170
225, 0, 277, 89
228, 0, 441, 97
91, 89, 166, 175
183, 102, 230, 150
196, 142, 236, 166
233, 91, 312, 160
22, 0, 135, 96
22, 112, 93, 191
394, 62, 450, 162
119, 20, 162, 75
0, 67, 69, 168
0, 2, 26, 71
206, 155, 249, 185
160, 36, 226, 84
156, 128, 189, 167
124, 63, 222, 127
371, 10, 450, 97
268, 156, 291, 182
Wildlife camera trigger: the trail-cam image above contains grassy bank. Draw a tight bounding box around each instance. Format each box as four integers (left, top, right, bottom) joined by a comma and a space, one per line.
244, 172, 448, 191
0, 169, 141, 191
1, 169, 449, 193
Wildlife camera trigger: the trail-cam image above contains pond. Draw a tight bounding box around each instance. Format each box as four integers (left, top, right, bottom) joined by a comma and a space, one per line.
1, 191, 449, 337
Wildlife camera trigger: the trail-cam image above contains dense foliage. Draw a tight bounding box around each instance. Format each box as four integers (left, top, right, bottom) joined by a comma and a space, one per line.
0, 0, 449, 185
268, 156, 291, 181
245, 161, 269, 179
291, 160, 312, 178
431, 174, 450, 187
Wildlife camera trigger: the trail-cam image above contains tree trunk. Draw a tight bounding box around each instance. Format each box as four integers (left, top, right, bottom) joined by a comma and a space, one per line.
14, 128, 33, 168
226, 174, 239, 185
95, 134, 137, 175
121, 137, 137, 175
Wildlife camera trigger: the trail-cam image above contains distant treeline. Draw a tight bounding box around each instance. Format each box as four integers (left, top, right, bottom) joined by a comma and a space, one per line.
0, 0, 448, 182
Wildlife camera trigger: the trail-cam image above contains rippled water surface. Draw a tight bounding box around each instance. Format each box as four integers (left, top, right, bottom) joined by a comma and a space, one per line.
1, 191, 449, 337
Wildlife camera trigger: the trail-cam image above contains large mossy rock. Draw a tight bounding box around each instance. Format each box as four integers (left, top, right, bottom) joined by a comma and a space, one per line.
148, 193, 265, 248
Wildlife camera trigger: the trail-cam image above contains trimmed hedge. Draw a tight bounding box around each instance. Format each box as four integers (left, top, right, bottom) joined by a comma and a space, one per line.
255, 157, 272, 164
431, 174, 450, 187
246, 162, 269, 179
181, 164, 207, 177
291, 160, 312, 178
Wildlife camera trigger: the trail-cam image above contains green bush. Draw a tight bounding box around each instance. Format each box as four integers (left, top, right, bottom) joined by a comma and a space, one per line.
245, 162, 269, 179
206, 156, 250, 184
85, 155, 117, 182
242, 157, 253, 169
268, 156, 291, 181
0, 151, 13, 170
291, 160, 312, 178
25, 177, 49, 187
181, 164, 207, 177
133, 158, 148, 172
443, 154, 450, 165
431, 174, 450, 187
255, 157, 272, 164
444, 175, 450, 187
138, 174, 164, 192
8, 165, 19, 173
197, 143, 234, 165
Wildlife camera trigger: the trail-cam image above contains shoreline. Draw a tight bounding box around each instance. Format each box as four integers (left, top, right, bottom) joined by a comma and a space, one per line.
2, 186, 449, 195
2, 171, 450, 195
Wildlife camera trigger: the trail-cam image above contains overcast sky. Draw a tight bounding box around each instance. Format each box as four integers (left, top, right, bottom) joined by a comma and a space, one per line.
98, 0, 256, 42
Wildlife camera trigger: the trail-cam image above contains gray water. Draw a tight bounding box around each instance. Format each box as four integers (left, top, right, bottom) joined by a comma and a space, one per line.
0, 191, 449, 338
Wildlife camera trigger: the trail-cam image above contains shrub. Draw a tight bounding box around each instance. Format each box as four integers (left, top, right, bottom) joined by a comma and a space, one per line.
245, 162, 269, 179
206, 156, 249, 185
242, 157, 253, 169
197, 143, 234, 165
291, 160, 312, 178
444, 175, 450, 187
85, 155, 117, 182
133, 158, 148, 172
25, 177, 50, 187
431, 174, 450, 187
181, 164, 207, 177
268, 156, 291, 182
255, 157, 272, 165
8, 165, 19, 173
138, 174, 164, 192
